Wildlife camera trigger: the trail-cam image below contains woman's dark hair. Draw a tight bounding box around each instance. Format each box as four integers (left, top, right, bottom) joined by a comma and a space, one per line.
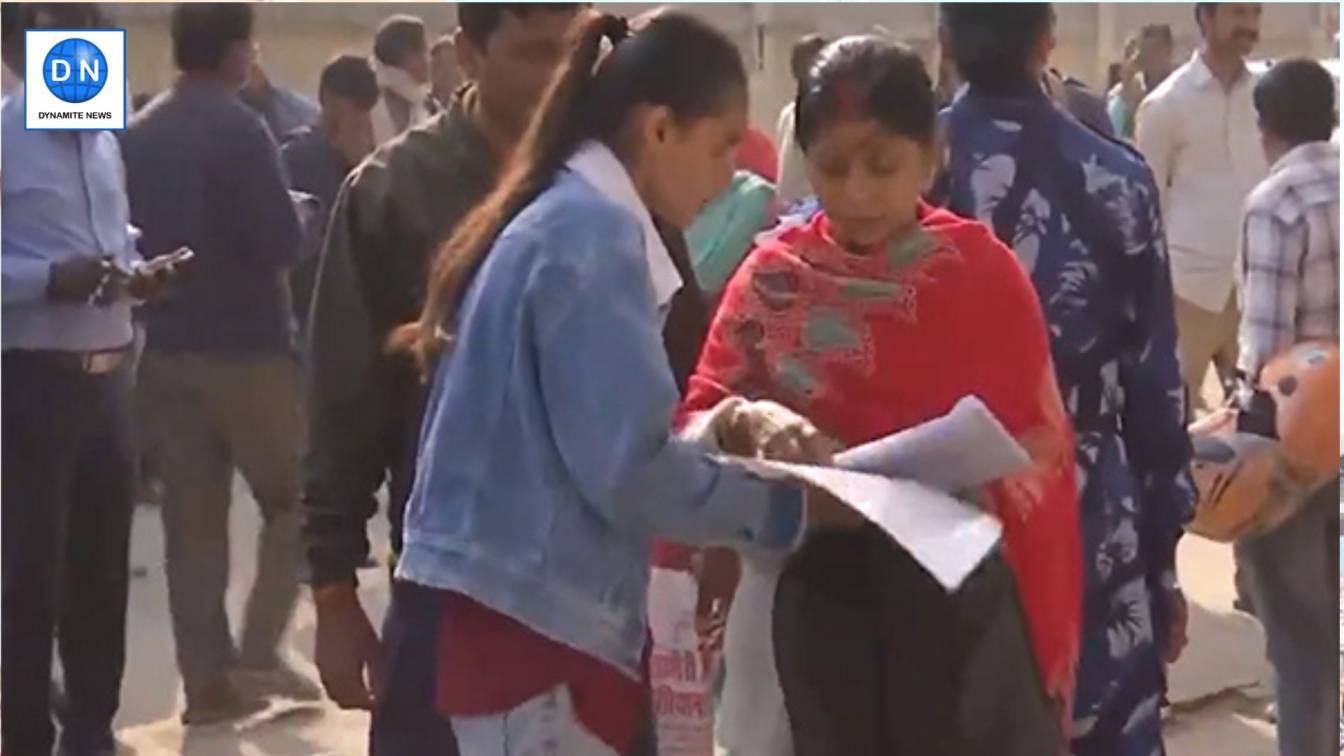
940, 3, 1053, 95
458, 4, 587, 49
396, 11, 747, 370
373, 15, 427, 68
795, 36, 937, 152
171, 3, 253, 73
1253, 58, 1337, 144
790, 33, 828, 85
319, 54, 379, 110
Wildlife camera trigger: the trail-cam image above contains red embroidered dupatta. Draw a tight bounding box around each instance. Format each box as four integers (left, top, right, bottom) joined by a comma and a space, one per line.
682, 203, 1082, 719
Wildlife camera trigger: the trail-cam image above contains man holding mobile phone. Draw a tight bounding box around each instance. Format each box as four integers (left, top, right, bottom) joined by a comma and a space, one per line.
0, 5, 186, 754
119, 2, 312, 725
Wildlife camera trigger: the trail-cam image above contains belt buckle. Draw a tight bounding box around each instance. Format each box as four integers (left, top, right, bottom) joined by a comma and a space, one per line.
82, 351, 122, 375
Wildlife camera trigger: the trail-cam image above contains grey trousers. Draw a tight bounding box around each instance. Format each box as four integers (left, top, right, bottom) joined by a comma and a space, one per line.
1234, 479, 1339, 756
139, 351, 306, 702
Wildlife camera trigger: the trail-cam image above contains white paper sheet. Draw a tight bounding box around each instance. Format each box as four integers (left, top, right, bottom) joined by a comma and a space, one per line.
724, 396, 1029, 591
835, 396, 1031, 491
736, 459, 1003, 590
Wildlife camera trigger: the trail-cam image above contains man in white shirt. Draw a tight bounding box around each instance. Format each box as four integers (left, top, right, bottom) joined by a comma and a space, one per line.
428, 34, 461, 112
775, 34, 826, 209
1135, 3, 1267, 408
371, 14, 433, 146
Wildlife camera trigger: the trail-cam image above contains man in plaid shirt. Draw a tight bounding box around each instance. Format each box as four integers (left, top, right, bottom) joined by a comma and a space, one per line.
1232, 57, 1338, 756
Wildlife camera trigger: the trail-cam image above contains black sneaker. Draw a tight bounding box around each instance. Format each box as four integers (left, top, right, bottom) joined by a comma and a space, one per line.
56, 728, 122, 756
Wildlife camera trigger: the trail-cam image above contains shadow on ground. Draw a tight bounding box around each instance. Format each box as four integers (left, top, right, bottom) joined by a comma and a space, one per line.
120, 702, 353, 756
1163, 547, 1279, 756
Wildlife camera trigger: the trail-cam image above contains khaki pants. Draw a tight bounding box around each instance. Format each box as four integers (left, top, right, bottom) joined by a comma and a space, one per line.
138, 351, 305, 703
1174, 294, 1240, 409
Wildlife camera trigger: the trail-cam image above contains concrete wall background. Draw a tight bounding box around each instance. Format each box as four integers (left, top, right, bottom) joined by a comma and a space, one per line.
108, 2, 1337, 133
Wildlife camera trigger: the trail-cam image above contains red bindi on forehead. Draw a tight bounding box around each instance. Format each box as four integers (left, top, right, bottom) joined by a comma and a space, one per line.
831, 78, 866, 117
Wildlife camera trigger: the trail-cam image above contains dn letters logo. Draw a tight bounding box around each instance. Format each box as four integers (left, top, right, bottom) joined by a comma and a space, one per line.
25, 29, 126, 130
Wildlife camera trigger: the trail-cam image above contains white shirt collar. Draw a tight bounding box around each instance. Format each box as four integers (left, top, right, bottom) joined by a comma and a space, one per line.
1185, 50, 1253, 91
1186, 51, 1215, 88
376, 62, 429, 104
565, 140, 683, 308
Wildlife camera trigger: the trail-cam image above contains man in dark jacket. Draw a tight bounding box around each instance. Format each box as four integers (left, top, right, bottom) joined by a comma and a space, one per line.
303, 5, 582, 752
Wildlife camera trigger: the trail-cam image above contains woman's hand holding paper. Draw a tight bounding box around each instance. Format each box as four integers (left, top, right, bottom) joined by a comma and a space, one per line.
716, 399, 838, 464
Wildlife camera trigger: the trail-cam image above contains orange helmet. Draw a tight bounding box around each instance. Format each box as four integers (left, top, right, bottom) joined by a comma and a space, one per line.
1187, 341, 1339, 543
1256, 341, 1339, 479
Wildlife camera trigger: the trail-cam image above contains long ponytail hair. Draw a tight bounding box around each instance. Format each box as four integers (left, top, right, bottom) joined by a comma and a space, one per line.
392, 9, 747, 373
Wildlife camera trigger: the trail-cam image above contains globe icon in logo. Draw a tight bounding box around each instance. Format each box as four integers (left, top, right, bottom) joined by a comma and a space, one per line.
43, 38, 107, 104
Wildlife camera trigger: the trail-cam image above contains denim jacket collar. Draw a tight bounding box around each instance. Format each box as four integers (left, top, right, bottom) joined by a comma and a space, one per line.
566, 140, 683, 308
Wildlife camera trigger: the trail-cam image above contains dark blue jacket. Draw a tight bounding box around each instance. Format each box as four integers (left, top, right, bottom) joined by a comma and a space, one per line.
120, 81, 301, 354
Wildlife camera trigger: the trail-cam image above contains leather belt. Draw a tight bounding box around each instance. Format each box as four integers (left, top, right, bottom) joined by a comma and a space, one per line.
4, 346, 129, 375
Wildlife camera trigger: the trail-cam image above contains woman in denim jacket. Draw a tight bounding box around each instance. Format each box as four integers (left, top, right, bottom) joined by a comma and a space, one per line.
384, 11, 858, 755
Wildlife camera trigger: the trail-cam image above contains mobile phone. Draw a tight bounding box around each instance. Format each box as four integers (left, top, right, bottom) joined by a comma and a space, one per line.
137, 246, 195, 276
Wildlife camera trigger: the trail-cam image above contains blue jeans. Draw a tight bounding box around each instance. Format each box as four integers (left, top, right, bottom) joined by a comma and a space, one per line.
451, 686, 618, 755
1234, 479, 1339, 756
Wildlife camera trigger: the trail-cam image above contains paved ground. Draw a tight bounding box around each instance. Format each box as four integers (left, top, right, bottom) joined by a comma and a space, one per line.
111, 475, 1288, 755
115, 479, 388, 755
1163, 536, 1279, 756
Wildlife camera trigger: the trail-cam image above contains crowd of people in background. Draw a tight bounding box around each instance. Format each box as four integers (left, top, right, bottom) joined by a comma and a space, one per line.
1108, 22, 1176, 139
0, 2, 1338, 756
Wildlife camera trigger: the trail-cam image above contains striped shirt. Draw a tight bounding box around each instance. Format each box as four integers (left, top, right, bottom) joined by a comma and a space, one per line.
1236, 141, 1340, 379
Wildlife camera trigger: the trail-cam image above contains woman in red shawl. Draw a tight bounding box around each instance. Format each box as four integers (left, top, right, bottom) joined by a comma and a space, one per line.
685, 38, 1082, 754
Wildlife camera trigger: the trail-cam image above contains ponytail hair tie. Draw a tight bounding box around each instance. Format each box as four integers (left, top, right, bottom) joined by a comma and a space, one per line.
592, 14, 630, 74
605, 14, 630, 45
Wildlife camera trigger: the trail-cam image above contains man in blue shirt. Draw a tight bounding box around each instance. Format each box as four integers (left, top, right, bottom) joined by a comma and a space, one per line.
1, 5, 182, 754
280, 54, 379, 336
240, 60, 321, 143
119, 2, 313, 726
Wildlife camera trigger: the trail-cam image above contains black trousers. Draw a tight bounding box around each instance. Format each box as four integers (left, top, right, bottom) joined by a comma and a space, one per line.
2, 352, 136, 756
369, 581, 460, 756
773, 526, 1064, 756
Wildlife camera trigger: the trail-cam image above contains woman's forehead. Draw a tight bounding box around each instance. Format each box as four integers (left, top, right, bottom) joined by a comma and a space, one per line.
810, 118, 921, 152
